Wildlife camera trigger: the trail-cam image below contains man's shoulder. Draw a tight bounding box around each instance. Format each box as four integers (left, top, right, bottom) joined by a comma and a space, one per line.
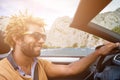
0, 58, 13, 73
0, 58, 9, 69
0, 58, 8, 65
0, 58, 16, 79
0, 58, 9, 74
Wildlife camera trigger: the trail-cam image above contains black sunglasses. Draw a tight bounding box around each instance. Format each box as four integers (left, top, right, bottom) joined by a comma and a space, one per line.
24, 32, 46, 41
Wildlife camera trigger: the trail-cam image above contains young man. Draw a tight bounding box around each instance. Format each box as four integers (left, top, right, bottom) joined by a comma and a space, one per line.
0, 14, 119, 80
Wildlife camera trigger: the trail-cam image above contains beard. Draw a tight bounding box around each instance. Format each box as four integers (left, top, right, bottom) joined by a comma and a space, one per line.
21, 42, 41, 57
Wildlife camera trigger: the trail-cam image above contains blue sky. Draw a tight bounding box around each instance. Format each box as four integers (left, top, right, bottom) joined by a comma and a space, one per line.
0, 0, 120, 29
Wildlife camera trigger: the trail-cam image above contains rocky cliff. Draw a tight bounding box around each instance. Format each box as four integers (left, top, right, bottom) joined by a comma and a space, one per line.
45, 8, 120, 48
0, 8, 120, 48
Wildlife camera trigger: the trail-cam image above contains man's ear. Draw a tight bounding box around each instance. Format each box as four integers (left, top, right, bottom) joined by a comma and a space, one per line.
12, 35, 22, 45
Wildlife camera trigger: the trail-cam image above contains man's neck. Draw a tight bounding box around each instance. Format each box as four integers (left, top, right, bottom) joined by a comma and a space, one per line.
12, 50, 35, 75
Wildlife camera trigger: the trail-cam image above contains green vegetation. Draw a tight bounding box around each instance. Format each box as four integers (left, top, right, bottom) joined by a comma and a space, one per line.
42, 44, 61, 49
72, 43, 78, 48
112, 26, 120, 34
80, 45, 86, 48
93, 35, 100, 40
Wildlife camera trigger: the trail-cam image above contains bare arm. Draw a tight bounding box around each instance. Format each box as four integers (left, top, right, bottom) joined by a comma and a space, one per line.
45, 42, 120, 78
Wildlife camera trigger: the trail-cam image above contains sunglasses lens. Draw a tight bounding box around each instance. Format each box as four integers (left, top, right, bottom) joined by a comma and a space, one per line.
32, 32, 46, 40
24, 32, 46, 40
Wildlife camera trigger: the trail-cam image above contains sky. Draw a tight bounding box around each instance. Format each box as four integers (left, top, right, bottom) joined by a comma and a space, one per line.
0, 0, 120, 30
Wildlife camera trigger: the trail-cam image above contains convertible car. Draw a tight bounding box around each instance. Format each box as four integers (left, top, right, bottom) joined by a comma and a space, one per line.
0, 0, 120, 80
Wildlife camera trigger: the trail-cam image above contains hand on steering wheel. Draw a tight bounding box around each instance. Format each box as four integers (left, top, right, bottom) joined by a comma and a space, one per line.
95, 42, 120, 56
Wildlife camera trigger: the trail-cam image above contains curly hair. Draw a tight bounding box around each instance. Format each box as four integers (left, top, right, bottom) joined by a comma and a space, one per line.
4, 14, 46, 48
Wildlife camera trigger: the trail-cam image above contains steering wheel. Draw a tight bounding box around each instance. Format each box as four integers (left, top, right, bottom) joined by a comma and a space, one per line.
84, 45, 120, 80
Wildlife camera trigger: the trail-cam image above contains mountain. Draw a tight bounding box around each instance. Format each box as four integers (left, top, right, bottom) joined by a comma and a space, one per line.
0, 8, 120, 48
0, 16, 9, 31
92, 8, 120, 29
45, 8, 120, 48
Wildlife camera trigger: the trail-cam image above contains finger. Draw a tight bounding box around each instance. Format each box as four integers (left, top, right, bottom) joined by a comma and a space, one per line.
115, 43, 120, 49
103, 43, 116, 52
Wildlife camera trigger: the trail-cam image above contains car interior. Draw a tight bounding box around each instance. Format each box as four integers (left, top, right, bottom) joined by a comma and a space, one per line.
0, 0, 120, 80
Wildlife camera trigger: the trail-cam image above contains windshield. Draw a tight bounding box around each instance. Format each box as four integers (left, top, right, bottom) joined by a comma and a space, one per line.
0, 0, 120, 56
